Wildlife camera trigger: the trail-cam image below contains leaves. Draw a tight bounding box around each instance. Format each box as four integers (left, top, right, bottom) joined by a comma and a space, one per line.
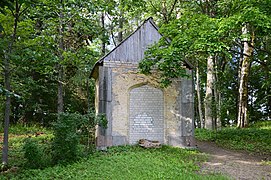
1, 0, 271, 128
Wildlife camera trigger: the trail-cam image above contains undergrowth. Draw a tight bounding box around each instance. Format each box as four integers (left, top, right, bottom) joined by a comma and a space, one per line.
1, 123, 228, 179
0, 124, 53, 168
1, 145, 228, 180
195, 121, 271, 155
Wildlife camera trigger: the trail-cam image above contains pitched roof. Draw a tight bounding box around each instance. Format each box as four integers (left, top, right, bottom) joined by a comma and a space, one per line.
90, 17, 193, 79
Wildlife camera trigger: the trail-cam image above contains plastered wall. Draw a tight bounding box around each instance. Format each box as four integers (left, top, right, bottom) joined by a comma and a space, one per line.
108, 63, 182, 145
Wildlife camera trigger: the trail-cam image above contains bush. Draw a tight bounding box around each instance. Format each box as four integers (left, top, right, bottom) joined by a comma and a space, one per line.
52, 113, 96, 164
23, 138, 51, 169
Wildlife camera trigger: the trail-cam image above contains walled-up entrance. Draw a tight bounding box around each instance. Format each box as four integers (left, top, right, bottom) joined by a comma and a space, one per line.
129, 85, 164, 144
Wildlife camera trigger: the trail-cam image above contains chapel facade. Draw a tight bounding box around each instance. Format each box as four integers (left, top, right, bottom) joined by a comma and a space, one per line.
90, 18, 195, 148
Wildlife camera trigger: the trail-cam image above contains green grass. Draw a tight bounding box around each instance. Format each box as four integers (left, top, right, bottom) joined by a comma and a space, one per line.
0, 123, 52, 135
195, 121, 271, 155
2, 121, 271, 179
0, 124, 53, 168
1, 146, 228, 180
1, 124, 228, 179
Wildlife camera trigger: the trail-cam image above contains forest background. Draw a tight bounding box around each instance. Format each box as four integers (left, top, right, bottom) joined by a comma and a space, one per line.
1, 0, 271, 168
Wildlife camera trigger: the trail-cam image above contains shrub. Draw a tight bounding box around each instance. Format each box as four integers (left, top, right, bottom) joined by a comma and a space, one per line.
23, 138, 51, 169
52, 113, 80, 164
52, 112, 99, 164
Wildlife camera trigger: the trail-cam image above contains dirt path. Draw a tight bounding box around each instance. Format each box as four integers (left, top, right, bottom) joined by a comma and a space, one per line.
196, 140, 271, 180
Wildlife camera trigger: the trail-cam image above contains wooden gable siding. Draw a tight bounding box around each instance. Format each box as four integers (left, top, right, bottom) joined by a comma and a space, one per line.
103, 19, 161, 63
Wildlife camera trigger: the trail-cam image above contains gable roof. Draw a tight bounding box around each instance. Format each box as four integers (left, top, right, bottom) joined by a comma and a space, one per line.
90, 17, 193, 79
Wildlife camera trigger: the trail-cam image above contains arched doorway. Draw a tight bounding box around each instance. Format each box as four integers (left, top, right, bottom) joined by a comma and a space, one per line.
129, 85, 164, 144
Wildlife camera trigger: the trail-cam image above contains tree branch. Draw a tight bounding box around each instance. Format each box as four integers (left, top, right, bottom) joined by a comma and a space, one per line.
149, 1, 159, 15
168, 0, 178, 19
229, 49, 251, 57
111, 29, 116, 47
8, 6, 15, 17
19, 7, 29, 17
253, 58, 267, 66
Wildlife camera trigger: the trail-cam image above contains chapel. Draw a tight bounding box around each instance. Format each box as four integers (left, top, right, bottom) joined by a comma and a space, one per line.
90, 18, 195, 148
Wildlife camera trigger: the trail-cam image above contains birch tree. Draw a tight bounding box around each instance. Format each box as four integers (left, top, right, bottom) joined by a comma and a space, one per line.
204, 55, 215, 129
237, 24, 254, 128
218, 0, 271, 127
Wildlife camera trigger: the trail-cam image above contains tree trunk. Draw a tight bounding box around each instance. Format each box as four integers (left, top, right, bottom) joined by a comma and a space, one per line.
263, 64, 271, 120
204, 55, 215, 130
213, 78, 221, 129
2, 0, 19, 168
237, 24, 254, 128
214, 57, 221, 129
57, 66, 64, 113
101, 12, 106, 56
196, 65, 204, 128
2, 54, 11, 168
87, 78, 90, 113
57, 1, 64, 113
118, 9, 124, 43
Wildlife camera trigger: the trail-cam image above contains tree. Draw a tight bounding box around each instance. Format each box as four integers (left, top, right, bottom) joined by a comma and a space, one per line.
1, 0, 108, 167
218, 0, 271, 127
237, 24, 254, 128
0, 0, 33, 168
140, 2, 227, 129
195, 62, 204, 128
204, 55, 216, 129
140, 0, 271, 129
31, 0, 103, 115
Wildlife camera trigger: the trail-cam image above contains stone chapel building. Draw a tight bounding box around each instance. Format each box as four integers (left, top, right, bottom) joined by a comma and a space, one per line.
90, 17, 195, 149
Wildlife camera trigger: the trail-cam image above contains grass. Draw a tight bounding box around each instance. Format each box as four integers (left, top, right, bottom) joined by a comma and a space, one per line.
0, 124, 228, 180
0, 124, 52, 136
1, 146, 228, 180
0, 124, 53, 168
2, 121, 270, 179
195, 121, 271, 155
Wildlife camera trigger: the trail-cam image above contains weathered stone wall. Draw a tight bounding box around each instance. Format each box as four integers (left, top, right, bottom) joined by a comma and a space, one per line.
167, 71, 195, 147
106, 62, 185, 146
93, 17, 195, 148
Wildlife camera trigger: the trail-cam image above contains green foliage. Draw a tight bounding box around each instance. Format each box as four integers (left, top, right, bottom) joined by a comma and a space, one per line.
139, 41, 190, 87
0, 124, 53, 168
0, 0, 100, 127
195, 121, 271, 155
0, 123, 51, 135
250, 121, 271, 130
4, 145, 228, 180
1, 113, 104, 168
52, 112, 99, 164
96, 113, 108, 129
139, 10, 230, 87
23, 138, 51, 169
52, 113, 85, 164
139, 0, 271, 123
